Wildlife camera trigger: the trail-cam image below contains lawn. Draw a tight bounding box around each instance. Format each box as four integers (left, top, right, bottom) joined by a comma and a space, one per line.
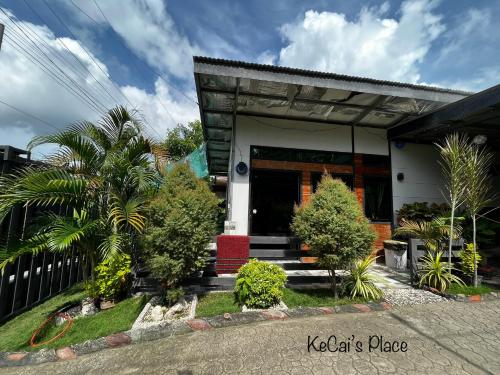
0, 284, 147, 351
195, 288, 373, 317
446, 282, 499, 296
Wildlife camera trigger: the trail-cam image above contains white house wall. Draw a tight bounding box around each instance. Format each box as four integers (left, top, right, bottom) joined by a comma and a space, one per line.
228, 116, 446, 234
390, 142, 445, 221
229, 115, 389, 235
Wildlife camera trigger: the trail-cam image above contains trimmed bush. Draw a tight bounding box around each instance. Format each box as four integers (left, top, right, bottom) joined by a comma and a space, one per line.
458, 243, 482, 279
292, 174, 376, 298
141, 164, 218, 287
234, 259, 287, 309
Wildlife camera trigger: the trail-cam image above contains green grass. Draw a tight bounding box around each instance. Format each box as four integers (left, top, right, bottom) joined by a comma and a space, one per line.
195, 288, 374, 317
282, 288, 370, 308
446, 282, 499, 296
196, 292, 239, 317
0, 284, 147, 351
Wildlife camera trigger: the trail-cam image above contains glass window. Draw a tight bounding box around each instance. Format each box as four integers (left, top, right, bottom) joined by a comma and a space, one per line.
311, 172, 353, 192
251, 146, 352, 165
364, 176, 392, 222
363, 154, 390, 168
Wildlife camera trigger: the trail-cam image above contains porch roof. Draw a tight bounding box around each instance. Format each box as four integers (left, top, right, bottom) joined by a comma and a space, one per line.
388, 83, 500, 150
193, 56, 470, 175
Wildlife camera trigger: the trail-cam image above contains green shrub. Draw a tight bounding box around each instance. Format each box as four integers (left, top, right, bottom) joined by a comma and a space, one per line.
234, 259, 287, 309
291, 175, 376, 298
418, 251, 464, 292
396, 202, 450, 223
85, 253, 131, 300
343, 255, 383, 300
458, 243, 482, 278
141, 164, 218, 287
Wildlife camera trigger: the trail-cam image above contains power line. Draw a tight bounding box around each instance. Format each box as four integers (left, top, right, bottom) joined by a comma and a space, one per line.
43, 0, 163, 139
21, 0, 123, 109
2, 34, 106, 115
0, 98, 59, 132
0, 9, 109, 115
86, 0, 178, 126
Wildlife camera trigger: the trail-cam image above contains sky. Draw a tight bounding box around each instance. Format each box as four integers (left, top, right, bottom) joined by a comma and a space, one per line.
0, 0, 499, 158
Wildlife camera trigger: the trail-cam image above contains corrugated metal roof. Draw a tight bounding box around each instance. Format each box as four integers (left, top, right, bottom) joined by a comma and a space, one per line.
193, 56, 473, 96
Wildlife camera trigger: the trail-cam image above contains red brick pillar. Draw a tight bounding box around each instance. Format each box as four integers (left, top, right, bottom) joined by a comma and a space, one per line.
216, 235, 249, 274
301, 171, 312, 204
354, 154, 364, 207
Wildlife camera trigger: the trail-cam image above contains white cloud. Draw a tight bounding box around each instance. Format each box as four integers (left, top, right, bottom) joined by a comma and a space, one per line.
256, 50, 277, 65
277, 0, 445, 83
121, 79, 199, 137
0, 8, 199, 156
65, 0, 203, 80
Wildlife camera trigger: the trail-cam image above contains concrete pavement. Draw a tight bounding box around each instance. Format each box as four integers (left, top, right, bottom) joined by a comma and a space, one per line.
3, 300, 500, 375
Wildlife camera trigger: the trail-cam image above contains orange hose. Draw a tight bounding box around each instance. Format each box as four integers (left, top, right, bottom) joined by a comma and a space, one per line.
30, 312, 73, 348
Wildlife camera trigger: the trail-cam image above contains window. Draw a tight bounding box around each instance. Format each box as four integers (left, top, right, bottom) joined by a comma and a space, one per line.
311, 172, 353, 192
364, 176, 391, 222
363, 154, 390, 168
251, 146, 353, 165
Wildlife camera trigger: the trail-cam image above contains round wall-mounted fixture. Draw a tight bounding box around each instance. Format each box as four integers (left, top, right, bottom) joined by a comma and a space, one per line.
395, 141, 406, 149
397, 172, 404, 182
235, 161, 248, 175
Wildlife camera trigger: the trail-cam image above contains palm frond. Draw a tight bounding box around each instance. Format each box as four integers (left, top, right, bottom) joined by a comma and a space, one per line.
109, 195, 146, 232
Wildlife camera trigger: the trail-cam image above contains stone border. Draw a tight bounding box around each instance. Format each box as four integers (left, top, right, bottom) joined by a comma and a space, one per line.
422, 285, 500, 303
0, 301, 392, 368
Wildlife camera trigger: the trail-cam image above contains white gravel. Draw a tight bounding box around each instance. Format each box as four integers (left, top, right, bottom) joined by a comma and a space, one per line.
383, 288, 449, 306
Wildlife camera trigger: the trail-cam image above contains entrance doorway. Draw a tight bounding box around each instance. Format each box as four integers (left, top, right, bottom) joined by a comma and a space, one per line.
250, 170, 300, 236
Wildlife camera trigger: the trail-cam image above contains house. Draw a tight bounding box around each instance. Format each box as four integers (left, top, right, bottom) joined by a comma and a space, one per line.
193, 56, 500, 277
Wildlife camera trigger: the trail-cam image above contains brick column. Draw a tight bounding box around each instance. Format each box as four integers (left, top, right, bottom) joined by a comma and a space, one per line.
301, 171, 312, 204
354, 154, 364, 206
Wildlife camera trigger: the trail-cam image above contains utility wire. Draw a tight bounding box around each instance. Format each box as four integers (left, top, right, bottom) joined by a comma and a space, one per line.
87, 0, 178, 126
0, 10, 108, 115
21, 0, 123, 109
0, 98, 59, 132
2, 34, 105, 115
43, 0, 163, 139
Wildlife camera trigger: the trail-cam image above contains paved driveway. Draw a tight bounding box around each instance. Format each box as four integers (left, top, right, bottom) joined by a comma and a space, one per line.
5, 300, 500, 375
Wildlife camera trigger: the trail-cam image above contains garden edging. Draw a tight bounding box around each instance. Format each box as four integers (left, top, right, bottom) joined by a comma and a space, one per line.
0, 301, 391, 368
422, 285, 500, 303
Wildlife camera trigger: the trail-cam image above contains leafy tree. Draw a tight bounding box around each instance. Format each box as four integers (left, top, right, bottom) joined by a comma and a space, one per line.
0, 106, 166, 282
291, 175, 376, 298
436, 133, 469, 271
463, 143, 496, 287
163, 120, 203, 162
141, 163, 218, 288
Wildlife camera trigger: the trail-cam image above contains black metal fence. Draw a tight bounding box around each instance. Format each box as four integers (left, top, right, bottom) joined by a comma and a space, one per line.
0, 146, 88, 323
0, 250, 87, 323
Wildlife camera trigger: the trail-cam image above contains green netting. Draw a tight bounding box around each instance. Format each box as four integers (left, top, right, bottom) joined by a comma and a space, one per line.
165, 143, 209, 178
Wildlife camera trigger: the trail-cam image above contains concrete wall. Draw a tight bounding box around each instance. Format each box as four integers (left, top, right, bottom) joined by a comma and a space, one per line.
390, 142, 445, 221
229, 115, 389, 235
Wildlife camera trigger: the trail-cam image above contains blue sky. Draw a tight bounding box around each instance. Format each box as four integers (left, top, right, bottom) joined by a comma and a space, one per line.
0, 0, 499, 157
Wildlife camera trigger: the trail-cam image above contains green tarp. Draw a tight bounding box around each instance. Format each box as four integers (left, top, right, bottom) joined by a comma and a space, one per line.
165, 143, 209, 178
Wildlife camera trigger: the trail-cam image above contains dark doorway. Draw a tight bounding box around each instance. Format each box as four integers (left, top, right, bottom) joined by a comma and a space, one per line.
250, 170, 300, 236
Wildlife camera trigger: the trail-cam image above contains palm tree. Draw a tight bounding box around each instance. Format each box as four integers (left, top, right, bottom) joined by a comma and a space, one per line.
0, 106, 167, 280
436, 133, 469, 272
394, 217, 460, 252
463, 143, 496, 287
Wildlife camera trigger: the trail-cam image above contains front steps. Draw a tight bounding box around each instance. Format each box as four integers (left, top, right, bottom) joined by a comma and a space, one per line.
133, 236, 333, 293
